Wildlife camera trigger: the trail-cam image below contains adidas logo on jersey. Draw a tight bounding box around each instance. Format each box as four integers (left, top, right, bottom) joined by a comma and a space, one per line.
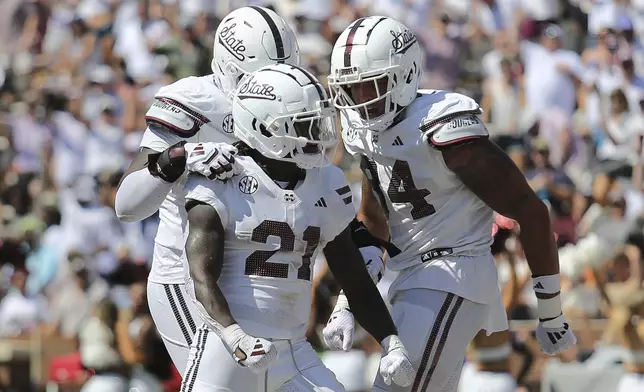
315, 198, 327, 207
534, 282, 545, 290
392, 136, 404, 146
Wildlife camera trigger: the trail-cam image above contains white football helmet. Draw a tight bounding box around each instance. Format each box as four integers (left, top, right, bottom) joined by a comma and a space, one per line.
212, 6, 301, 95
328, 16, 423, 132
232, 64, 338, 169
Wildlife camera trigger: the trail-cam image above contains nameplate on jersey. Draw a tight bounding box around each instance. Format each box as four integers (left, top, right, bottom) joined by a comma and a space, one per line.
420, 247, 453, 263
145, 97, 210, 138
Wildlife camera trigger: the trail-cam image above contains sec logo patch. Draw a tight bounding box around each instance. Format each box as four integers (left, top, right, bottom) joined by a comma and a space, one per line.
222, 114, 233, 134
238, 176, 258, 194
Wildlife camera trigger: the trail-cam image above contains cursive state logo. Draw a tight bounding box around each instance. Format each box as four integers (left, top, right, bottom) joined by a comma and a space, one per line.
219, 23, 246, 61
390, 29, 417, 54
237, 77, 277, 101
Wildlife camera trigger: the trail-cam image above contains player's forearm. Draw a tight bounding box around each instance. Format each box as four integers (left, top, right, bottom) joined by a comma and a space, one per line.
185, 204, 236, 330
515, 201, 560, 279
358, 176, 390, 242
191, 275, 237, 328
324, 230, 397, 342
115, 168, 173, 222
358, 211, 389, 244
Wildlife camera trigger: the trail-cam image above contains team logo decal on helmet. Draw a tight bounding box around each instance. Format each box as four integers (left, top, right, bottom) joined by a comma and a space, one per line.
390, 29, 416, 54
237, 77, 277, 101
218, 23, 246, 61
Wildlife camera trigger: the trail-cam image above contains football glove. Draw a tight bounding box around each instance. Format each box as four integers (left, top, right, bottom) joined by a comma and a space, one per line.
535, 314, 577, 355
532, 274, 577, 355
379, 335, 415, 387
221, 324, 278, 373
322, 293, 354, 351
360, 246, 385, 285
185, 142, 242, 181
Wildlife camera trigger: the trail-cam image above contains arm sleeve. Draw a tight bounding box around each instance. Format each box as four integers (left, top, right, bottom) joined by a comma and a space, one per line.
115, 168, 174, 222
115, 125, 186, 222
184, 175, 229, 228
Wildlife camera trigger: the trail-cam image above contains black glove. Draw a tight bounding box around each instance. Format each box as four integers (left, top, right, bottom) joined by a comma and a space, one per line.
148, 141, 187, 183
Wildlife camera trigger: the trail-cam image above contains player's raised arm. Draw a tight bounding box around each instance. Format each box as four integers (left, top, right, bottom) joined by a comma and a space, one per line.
432, 117, 576, 354
185, 198, 277, 374
323, 225, 415, 387
357, 171, 390, 242
115, 142, 186, 222
115, 95, 240, 223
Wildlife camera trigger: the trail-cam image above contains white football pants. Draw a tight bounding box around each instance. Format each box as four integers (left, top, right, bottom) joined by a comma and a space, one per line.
457, 362, 516, 392
372, 289, 488, 392
147, 281, 200, 376
180, 325, 345, 392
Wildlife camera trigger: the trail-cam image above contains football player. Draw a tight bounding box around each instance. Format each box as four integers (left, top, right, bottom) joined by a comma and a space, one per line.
322, 16, 577, 391
181, 64, 415, 391
114, 6, 300, 374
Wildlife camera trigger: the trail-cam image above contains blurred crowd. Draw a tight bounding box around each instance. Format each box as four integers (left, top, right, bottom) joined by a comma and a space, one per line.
2, 0, 644, 391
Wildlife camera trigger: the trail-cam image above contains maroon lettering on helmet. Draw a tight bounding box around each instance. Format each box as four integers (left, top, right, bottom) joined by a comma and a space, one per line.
219, 23, 247, 61
237, 77, 276, 101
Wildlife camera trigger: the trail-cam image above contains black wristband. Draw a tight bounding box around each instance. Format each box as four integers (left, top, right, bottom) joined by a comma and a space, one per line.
148, 141, 187, 183
350, 218, 401, 257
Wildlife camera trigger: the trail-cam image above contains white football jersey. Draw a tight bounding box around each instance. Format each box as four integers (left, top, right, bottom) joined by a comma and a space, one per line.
141, 74, 238, 284
342, 90, 494, 270
184, 156, 354, 340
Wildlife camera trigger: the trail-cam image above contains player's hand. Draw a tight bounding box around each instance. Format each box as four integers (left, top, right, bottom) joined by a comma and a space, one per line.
221, 324, 278, 373
185, 142, 242, 181
535, 314, 577, 355
323, 294, 354, 351
492, 213, 517, 236
360, 246, 385, 284
379, 335, 415, 387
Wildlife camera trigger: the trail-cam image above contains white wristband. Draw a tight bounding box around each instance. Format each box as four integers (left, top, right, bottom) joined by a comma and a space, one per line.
381, 334, 403, 352
334, 291, 350, 311
532, 274, 561, 295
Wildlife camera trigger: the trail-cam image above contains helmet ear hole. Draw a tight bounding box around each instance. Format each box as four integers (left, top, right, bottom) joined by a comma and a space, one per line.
259, 123, 272, 138
406, 70, 413, 84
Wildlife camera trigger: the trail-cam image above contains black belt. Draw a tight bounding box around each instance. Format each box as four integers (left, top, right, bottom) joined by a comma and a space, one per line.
420, 247, 453, 263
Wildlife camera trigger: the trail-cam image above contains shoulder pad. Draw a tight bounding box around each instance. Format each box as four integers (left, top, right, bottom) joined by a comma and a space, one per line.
416, 90, 487, 146
147, 76, 231, 138
315, 165, 356, 241
145, 98, 209, 138
323, 166, 354, 208
426, 113, 488, 146
417, 90, 481, 128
